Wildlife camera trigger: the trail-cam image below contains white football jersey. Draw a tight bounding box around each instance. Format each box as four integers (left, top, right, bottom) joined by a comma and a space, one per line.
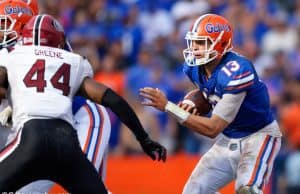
0, 45, 93, 129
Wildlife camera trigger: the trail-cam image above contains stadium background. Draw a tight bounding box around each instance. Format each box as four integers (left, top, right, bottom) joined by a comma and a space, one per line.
39, 0, 300, 193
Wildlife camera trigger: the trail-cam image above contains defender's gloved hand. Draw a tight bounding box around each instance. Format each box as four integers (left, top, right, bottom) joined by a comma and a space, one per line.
139, 137, 167, 162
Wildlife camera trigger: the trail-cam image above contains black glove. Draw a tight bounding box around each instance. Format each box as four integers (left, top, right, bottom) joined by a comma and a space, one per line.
139, 137, 167, 162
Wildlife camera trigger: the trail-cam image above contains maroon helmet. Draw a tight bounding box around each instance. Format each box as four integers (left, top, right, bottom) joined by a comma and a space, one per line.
22, 14, 65, 48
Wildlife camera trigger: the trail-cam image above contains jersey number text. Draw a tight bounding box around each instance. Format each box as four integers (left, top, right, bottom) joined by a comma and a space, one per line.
23, 59, 71, 96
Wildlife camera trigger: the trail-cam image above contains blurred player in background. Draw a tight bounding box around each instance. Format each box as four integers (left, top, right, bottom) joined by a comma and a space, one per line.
140, 14, 282, 194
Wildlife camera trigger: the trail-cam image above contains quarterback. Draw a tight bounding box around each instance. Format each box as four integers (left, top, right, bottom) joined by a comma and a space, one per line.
140, 14, 282, 194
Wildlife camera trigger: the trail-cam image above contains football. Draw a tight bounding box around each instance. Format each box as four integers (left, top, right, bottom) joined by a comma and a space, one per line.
183, 89, 212, 115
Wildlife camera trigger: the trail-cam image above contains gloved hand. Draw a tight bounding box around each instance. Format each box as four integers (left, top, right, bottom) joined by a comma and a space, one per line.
139, 137, 167, 162
0, 106, 12, 126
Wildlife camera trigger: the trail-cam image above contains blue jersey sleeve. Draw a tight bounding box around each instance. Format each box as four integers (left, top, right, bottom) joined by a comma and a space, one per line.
218, 60, 256, 94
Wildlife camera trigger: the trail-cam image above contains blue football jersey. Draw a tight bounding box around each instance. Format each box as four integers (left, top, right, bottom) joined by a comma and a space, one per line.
72, 96, 88, 115
183, 51, 274, 138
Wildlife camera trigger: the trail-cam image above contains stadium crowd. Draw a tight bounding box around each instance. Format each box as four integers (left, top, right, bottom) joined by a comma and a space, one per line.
38, 0, 300, 193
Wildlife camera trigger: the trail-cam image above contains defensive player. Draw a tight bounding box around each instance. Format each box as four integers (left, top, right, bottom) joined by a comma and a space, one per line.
0, 14, 166, 193
140, 14, 281, 194
0, 1, 111, 192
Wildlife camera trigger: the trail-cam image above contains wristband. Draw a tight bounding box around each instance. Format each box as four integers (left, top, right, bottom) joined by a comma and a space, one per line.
165, 101, 190, 124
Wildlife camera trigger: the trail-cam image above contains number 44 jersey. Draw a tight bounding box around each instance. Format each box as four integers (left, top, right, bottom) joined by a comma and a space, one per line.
0, 45, 93, 129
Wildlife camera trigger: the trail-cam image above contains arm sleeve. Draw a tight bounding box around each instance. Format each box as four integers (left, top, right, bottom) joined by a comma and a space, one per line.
212, 92, 246, 123
101, 88, 149, 141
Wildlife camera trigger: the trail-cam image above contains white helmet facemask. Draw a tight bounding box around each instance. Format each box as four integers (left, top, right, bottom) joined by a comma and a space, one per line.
0, 15, 18, 47
183, 31, 224, 66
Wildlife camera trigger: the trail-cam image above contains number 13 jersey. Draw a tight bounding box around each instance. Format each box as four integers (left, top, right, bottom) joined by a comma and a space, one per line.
183, 51, 274, 138
0, 45, 93, 129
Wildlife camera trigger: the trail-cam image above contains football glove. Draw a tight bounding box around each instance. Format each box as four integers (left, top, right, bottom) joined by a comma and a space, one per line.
139, 137, 167, 162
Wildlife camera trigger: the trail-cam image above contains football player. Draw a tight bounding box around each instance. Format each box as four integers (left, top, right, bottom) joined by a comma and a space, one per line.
0, 0, 111, 187
140, 14, 282, 194
0, 14, 166, 192
0, 3, 113, 190
0, 1, 113, 192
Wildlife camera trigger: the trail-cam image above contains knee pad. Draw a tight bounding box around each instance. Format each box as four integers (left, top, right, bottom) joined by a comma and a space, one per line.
237, 185, 262, 194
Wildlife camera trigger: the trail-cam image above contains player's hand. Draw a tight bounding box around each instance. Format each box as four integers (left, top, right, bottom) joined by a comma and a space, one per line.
0, 106, 12, 126
178, 101, 199, 115
139, 137, 167, 162
139, 87, 168, 111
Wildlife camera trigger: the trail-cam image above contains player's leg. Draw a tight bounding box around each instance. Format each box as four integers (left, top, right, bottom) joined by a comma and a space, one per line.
32, 118, 108, 194
20, 102, 112, 193
0, 123, 49, 191
0, 125, 15, 149
182, 135, 236, 194
55, 137, 108, 194
236, 130, 281, 193
0, 118, 107, 193
75, 102, 111, 177
48, 102, 111, 193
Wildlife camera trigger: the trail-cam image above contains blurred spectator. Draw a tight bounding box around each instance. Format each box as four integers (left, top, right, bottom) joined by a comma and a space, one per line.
125, 46, 152, 95
107, 40, 130, 69
74, 43, 101, 72
121, 4, 143, 64
94, 54, 125, 96
261, 11, 298, 54
261, 51, 289, 117
68, 8, 107, 56
280, 78, 300, 194
288, 36, 300, 78
138, 1, 174, 44
171, 0, 209, 22
280, 78, 300, 150
285, 152, 300, 194
289, 0, 300, 27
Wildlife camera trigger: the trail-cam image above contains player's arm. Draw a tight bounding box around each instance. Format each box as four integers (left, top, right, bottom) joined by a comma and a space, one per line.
78, 77, 149, 142
78, 77, 167, 162
184, 93, 246, 137
140, 87, 245, 138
